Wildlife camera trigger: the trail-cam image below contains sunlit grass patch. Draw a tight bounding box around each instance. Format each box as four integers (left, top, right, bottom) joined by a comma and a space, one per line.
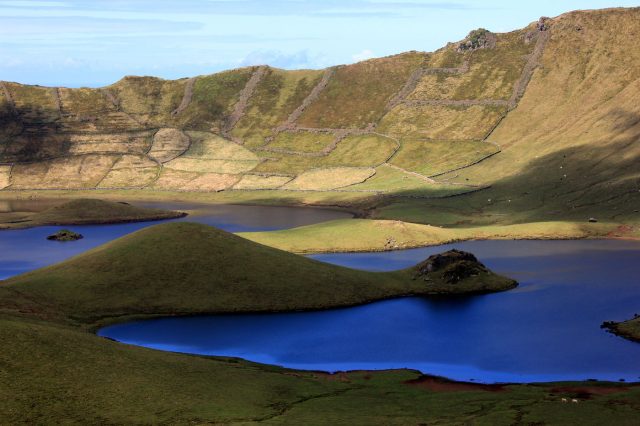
283, 167, 376, 190
98, 155, 159, 188
153, 168, 238, 191
10, 155, 118, 189
378, 104, 506, 140
391, 139, 499, 176
232, 174, 293, 190
297, 51, 426, 128
266, 131, 335, 153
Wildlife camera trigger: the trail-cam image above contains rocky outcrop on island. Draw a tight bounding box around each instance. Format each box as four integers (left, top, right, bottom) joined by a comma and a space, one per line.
413, 249, 499, 285
46, 229, 83, 242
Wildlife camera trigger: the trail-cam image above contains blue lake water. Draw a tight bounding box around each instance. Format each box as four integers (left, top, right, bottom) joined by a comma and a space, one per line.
99, 239, 640, 383
0, 201, 351, 279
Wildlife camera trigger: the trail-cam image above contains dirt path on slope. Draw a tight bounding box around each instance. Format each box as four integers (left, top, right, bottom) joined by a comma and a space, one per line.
509, 30, 550, 109
0, 82, 19, 117
279, 68, 335, 130
171, 77, 196, 117
222, 66, 268, 142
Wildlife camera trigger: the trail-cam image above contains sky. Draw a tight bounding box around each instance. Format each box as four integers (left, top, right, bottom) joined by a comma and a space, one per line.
0, 0, 638, 87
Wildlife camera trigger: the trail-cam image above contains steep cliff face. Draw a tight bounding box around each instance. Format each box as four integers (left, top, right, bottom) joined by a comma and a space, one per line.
0, 8, 638, 217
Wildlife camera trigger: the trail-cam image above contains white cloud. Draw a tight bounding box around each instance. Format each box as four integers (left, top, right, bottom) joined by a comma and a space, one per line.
351, 49, 375, 62
239, 49, 328, 69
2, 58, 23, 68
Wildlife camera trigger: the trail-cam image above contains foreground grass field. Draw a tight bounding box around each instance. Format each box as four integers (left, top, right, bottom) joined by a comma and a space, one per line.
1, 222, 640, 424
3, 315, 640, 425
2, 315, 640, 425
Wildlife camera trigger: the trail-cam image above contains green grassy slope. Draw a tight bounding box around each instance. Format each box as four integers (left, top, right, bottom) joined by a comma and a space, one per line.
175, 67, 256, 131
0, 222, 516, 325
297, 51, 426, 128
423, 8, 640, 225
108, 76, 186, 127
231, 68, 324, 147
390, 139, 500, 176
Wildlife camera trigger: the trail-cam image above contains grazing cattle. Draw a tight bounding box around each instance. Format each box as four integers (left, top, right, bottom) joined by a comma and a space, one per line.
561, 398, 568, 403
571, 399, 579, 403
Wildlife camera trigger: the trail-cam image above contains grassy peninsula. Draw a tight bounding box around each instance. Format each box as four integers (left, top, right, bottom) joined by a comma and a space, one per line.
602, 316, 640, 344
0, 198, 186, 230
239, 218, 625, 253
1, 222, 515, 325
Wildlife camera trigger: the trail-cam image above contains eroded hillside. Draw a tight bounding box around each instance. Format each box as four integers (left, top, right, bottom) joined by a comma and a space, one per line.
0, 8, 638, 218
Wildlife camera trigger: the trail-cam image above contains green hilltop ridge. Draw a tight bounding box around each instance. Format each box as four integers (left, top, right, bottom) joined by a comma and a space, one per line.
0, 7, 637, 230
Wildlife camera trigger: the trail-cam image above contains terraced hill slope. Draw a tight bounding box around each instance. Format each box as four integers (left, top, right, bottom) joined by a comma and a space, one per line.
0, 8, 638, 220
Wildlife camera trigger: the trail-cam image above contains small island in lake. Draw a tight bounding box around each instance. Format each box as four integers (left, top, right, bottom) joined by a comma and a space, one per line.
46, 229, 84, 242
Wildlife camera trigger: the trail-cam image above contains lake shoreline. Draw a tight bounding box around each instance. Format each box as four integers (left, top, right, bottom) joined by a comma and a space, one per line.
2, 191, 637, 253
85, 285, 520, 331
0, 189, 368, 217
241, 218, 640, 254
92, 237, 640, 384
0, 211, 188, 230
0, 198, 189, 230
95, 322, 640, 387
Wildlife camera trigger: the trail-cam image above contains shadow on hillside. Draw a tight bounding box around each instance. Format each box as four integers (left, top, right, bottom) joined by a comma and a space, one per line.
233, 132, 640, 225
221, 192, 383, 216
0, 106, 68, 162
386, 118, 640, 225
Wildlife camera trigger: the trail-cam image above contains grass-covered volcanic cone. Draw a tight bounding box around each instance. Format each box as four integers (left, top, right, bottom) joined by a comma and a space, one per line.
0, 222, 516, 326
